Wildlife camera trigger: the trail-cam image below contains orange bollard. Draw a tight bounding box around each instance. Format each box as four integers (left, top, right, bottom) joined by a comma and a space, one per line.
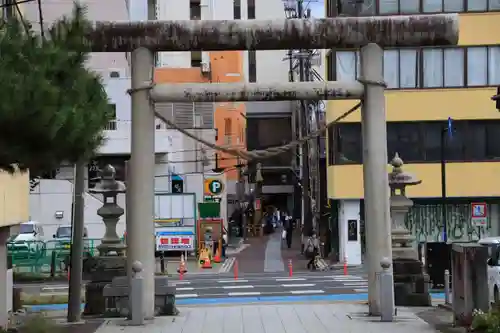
234, 259, 239, 280
288, 259, 293, 277
343, 255, 348, 276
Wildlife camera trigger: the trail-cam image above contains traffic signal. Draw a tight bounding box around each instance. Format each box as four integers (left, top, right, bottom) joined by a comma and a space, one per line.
492, 86, 500, 111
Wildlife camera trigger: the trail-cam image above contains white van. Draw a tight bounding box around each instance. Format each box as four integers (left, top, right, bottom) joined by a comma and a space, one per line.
478, 236, 500, 303
8, 221, 46, 255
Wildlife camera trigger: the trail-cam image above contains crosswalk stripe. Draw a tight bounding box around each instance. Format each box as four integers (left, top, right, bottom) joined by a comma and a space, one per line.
275, 278, 306, 282
176, 287, 195, 291
228, 291, 261, 296
354, 288, 368, 292
176, 294, 199, 298
281, 283, 316, 288
290, 290, 325, 294
218, 279, 249, 283
222, 285, 254, 289
343, 282, 369, 286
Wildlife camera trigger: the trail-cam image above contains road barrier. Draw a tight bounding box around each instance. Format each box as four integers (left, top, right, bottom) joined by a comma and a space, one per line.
8, 239, 99, 277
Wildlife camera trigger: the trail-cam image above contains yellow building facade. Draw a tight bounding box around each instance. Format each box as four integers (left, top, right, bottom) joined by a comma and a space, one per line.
325, 3, 500, 263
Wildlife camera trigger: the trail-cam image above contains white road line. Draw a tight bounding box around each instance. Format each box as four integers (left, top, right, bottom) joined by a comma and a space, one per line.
176, 287, 195, 291
332, 276, 364, 280
343, 282, 369, 286
354, 288, 368, 292
222, 285, 255, 289
275, 278, 306, 282
281, 283, 316, 288
175, 294, 199, 298
290, 290, 325, 294
228, 291, 261, 296
173, 281, 191, 285
217, 279, 248, 283
42, 286, 68, 291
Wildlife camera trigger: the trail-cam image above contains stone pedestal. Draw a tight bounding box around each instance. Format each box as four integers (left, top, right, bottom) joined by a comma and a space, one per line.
83, 251, 128, 315
388, 154, 431, 307
83, 165, 128, 316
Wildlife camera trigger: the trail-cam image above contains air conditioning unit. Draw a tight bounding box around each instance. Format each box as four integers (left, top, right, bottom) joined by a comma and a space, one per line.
201, 61, 211, 74
108, 68, 127, 79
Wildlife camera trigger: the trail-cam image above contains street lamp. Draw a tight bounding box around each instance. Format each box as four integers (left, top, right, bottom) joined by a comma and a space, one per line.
440, 117, 454, 243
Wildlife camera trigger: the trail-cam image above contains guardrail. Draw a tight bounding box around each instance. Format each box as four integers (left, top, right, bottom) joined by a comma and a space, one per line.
7, 239, 99, 277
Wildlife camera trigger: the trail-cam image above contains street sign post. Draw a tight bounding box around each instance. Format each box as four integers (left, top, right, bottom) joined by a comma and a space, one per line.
471, 202, 487, 227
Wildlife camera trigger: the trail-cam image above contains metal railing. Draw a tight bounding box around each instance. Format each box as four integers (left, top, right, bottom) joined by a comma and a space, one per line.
8, 239, 99, 276
104, 119, 168, 131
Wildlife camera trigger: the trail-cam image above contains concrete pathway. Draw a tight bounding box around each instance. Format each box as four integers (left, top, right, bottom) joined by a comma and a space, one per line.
94, 303, 437, 333
264, 232, 285, 273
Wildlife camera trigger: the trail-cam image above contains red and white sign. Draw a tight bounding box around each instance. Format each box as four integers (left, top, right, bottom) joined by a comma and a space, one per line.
155, 226, 195, 251
471, 202, 487, 227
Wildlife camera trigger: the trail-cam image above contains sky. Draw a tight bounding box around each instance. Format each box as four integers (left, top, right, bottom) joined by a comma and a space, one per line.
307, 1, 325, 18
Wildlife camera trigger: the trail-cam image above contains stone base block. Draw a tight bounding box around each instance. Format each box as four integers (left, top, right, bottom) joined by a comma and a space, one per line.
84, 281, 108, 315
393, 258, 431, 307
83, 256, 127, 282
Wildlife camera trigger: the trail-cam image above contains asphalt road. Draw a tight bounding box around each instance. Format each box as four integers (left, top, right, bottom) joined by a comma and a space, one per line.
18, 271, 369, 300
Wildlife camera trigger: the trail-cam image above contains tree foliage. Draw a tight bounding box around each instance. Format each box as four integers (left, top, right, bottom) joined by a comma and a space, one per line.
0, 4, 114, 175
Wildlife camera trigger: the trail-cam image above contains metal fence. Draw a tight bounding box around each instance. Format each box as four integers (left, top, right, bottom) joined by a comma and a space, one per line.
8, 239, 99, 276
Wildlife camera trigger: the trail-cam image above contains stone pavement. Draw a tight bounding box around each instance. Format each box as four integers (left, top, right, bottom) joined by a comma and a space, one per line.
94, 303, 437, 333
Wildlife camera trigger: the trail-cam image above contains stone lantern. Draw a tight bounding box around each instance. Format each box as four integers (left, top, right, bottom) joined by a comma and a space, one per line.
89, 164, 126, 256
84, 164, 127, 315
388, 153, 431, 306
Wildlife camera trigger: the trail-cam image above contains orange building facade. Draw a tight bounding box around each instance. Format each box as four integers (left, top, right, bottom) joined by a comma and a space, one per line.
154, 51, 246, 180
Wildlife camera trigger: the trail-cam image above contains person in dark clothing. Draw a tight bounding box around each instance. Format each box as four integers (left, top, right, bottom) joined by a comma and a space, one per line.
283, 211, 293, 248
306, 231, 320, 270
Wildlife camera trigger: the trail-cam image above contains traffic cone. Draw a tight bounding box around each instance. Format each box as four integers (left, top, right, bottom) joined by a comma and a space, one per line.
213, 247, 221, 263
202, 256, 212, 269
177, 254, 187, 274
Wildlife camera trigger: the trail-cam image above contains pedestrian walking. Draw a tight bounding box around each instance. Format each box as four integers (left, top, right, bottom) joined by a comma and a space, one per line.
283, 211, 293, 249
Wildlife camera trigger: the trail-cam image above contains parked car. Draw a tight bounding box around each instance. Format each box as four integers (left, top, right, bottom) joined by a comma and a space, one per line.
53, 225, 93, 270
479, 236, 500, 303
7, 221, 46, 259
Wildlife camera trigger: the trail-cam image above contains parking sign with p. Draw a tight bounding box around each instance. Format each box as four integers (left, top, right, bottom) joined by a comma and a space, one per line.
205, 179, 224, 196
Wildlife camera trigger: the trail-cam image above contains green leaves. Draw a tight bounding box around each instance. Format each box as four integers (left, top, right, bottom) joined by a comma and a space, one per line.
0, 4, 113, 175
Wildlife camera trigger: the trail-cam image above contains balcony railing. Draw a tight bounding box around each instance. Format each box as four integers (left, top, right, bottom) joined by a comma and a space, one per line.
104, 119, 168, 131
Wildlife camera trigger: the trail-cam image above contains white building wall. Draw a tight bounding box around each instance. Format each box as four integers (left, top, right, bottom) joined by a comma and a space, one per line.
254, 0, 289, 83
338, 200, 362, 266
156, 0, 191, 67
29, 179, 126, 241
20, 0, 129, 76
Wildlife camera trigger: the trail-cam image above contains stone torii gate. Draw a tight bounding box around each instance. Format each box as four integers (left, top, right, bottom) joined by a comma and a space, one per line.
87, 14, 459, 317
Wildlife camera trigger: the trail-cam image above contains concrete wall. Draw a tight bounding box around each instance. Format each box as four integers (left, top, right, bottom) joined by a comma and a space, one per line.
20, 0, 129, 76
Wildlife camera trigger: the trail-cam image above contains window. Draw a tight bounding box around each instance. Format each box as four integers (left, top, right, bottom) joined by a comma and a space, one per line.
190, 0, 201, 19
106, 104, 117, 130
467, 48, 487, 86
234, 0, 241, 19
423, 49, 443, 88
191, 51, 202, 67
336, 51, 358, 81
329, 120, 500, 165
248, 50, 256, 82
329, 46, 500, 90
326, 0, 500, 16
247, 0, 255, 19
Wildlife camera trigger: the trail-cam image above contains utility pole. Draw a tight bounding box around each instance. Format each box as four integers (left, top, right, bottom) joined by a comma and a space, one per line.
297, 0, 312, 236
67, 161, 85, 322
237, 157, 247, 240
